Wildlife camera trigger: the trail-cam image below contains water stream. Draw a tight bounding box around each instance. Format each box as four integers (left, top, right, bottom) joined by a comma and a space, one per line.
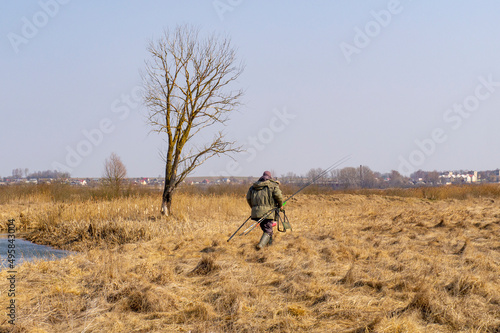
0, 234, 73, 269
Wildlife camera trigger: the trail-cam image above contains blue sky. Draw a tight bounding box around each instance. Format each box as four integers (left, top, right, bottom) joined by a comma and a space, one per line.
2, 1, 500, 178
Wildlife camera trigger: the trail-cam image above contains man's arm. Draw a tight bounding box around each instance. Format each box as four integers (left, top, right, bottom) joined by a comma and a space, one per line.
272, 183, 284, 207
246, 188, 253, 207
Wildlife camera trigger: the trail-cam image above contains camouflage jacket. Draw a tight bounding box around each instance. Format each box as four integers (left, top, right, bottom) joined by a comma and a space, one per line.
246, 180, 284, 219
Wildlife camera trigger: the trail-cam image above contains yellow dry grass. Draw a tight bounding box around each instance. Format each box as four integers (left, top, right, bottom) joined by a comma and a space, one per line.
0, 185, 499, 332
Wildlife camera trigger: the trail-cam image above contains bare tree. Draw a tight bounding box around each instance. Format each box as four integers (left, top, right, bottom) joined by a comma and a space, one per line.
306, 168, 326, 185
410, 169, 426, 182
143, 25, 243, 216
103, 153, 127, 194
12, 168, 23, 179
388, 170, 405, 187
281, 171, 298, 184
359, 165, 377, 188
337, 167, 360, 188
424, 170, 440, 185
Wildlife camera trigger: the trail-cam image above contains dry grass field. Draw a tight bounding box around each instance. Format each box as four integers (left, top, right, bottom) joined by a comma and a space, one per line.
0, 184, 499, 332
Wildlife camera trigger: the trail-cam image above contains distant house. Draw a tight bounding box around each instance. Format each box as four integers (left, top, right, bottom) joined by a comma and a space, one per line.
70, 179, 87, 186
215, 178, 231, 184
39, 178, 52, 184
466, 171, 478, 183
440, 171, 478, 184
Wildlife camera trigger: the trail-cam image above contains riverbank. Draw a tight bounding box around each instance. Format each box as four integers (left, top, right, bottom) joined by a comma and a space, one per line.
0, 235, 73, 270
0, 187, 499, 332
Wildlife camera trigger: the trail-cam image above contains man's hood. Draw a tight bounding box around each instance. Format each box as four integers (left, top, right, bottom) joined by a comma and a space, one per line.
252, 180, 273, 190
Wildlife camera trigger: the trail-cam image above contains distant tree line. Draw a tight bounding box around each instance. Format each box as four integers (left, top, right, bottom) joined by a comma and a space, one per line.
280, 166, 409, 189
10, 168, 70, 180
279, 166, 500, 189
7, 164, 499, 190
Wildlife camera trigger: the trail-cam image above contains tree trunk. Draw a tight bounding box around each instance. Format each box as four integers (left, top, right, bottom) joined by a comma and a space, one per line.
160, 187, 173, 216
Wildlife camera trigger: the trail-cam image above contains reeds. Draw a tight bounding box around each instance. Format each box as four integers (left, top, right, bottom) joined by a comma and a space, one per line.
0, 185, 498, 332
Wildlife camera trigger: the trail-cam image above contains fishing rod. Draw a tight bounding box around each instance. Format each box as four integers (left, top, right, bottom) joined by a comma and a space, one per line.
227, 155, 351, 242
239, 155, 351, 236
280, 155, 352, 204
226, 216, 251, 242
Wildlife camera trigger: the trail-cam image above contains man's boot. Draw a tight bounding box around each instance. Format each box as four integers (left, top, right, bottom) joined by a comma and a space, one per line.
255, 233, 271, 250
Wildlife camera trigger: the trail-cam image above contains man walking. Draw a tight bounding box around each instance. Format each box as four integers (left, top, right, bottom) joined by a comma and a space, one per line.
246, 171, 284, 250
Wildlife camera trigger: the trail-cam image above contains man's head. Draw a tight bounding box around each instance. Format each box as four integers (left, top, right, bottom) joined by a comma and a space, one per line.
259, 170, 272, 181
